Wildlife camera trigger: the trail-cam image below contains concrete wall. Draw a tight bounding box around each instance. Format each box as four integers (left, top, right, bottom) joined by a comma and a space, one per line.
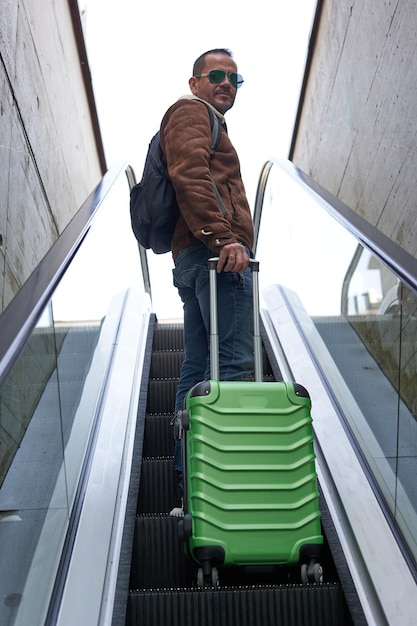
0, 0, 105, 312
291, 0, 417, 258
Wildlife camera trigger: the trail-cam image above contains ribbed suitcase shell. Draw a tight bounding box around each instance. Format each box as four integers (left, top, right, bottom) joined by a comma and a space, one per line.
182, 378, 322, 569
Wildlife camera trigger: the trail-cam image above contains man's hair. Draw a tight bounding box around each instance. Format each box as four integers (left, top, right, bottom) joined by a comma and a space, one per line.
192, 48, 234, 76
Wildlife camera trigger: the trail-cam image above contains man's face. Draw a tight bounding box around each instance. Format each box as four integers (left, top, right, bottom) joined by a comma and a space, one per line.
189, 53, 239, 114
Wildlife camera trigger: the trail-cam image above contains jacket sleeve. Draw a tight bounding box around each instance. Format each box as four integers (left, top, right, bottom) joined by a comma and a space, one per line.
160, 100, 238, 251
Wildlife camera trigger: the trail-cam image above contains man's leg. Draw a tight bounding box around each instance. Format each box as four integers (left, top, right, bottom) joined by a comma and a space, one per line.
172, 290, 208, 477
173, 293, 208, 416
170, 245, 210, 514
172, 244, 211, 416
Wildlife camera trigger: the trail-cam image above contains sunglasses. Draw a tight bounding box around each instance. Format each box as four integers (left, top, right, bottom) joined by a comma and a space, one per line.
194, 69, 244, 89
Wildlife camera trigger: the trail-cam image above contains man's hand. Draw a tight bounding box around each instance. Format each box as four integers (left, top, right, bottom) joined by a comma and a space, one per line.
217, 243, 250, 274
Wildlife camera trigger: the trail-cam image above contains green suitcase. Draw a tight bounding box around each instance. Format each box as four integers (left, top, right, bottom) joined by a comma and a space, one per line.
178, 260, 323, 587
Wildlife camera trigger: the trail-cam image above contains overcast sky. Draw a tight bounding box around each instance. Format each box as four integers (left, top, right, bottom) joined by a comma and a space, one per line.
80, 0, 317, 318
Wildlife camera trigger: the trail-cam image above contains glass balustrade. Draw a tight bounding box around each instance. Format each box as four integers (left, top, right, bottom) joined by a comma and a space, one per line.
256, 161, 417, 567
0, 170, 142, 626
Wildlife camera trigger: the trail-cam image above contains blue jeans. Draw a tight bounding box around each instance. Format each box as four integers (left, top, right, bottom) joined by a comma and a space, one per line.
172, 243, 254, 473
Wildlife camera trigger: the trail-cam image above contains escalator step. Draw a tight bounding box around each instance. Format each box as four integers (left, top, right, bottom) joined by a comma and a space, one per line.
153, 324, 184, 351
146, 380, 178, 414
150, 351, 183, 379
143, 414, 173, 458
130, 514, 316, 591
127, 584, 348, 626
137, 458, 176, 514
130, 514, 193, 589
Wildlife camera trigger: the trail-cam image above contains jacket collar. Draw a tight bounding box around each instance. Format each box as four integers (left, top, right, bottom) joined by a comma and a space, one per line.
179, 94, 226, 124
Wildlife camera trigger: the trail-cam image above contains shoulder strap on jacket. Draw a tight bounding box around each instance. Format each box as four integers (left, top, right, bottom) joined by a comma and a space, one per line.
192, 98, 222, 158
200, 104, 226, 214
188, 98, 227, 215
206, 107, 222, 157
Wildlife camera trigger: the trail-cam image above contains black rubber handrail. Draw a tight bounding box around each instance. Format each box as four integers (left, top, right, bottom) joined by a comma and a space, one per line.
0, 162, 126, 387
253, 157, 417, 295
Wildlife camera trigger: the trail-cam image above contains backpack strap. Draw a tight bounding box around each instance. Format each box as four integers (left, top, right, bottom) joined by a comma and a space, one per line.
205, 108, 227, 216
207, 108, 222, 157
193, 99, 227, 216
193, 98, 222, 157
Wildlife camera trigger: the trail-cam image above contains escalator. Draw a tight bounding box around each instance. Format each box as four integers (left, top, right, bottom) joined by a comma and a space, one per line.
123, 321, 355, 625
1, 159, 417, 625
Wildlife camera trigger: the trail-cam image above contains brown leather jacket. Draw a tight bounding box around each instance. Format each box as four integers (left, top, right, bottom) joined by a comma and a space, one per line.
159, 97, 254, 261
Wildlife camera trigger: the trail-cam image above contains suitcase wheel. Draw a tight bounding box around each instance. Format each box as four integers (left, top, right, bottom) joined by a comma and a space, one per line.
177, 519, 185, 541
197, 566, 219, 588
301, 561, 323, 584
183, 513, 192, 538
177, 514, 192, 541
180, 409, 189, 431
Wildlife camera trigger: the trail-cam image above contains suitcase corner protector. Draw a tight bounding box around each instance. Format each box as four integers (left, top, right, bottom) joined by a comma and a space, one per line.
188, 380, 211, 398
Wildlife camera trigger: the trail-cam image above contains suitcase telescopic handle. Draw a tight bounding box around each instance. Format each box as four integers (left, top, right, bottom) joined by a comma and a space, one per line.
208, 258, 263, 382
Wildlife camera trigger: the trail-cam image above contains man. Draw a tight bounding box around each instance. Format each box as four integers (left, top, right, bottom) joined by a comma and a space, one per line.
160, 48, 255, 515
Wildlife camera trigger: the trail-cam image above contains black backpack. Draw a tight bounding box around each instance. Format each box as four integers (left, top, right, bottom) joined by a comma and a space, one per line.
130, 101, 222, 254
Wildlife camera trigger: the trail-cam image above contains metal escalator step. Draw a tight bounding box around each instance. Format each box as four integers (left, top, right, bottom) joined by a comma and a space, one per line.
130, 514, 193, 589
137, 458, 176, 515
127, 584, 348, 626
143, 414, 173, 458
153, 323, 184, 351
130, 513, 325, 592
146, 379, 178, 414
150, 351, 183, 379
